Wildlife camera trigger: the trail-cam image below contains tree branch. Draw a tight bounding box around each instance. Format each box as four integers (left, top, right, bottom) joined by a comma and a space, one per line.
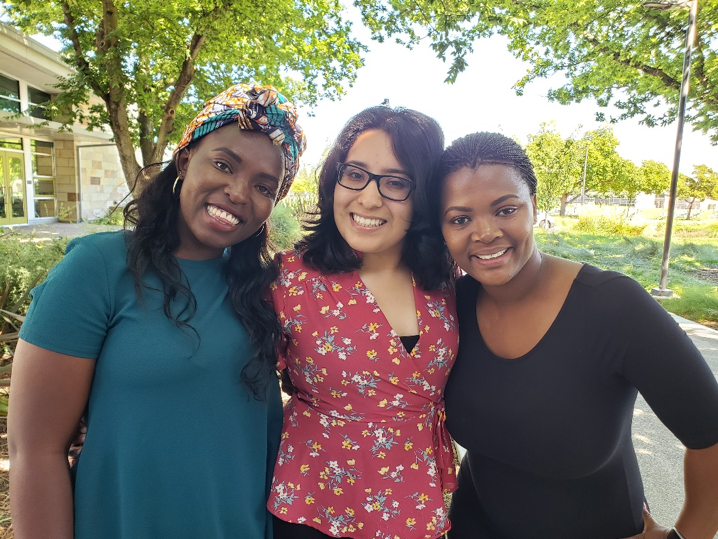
60, 1, 104, 98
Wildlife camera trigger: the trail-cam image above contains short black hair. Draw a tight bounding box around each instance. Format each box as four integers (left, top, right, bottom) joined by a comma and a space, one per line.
297, 106, 453, 290
438, 132, 537, 195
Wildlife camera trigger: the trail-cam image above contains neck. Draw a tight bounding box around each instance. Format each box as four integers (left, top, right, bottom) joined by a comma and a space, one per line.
359, 250, 407, 276
481, 247, 546, 305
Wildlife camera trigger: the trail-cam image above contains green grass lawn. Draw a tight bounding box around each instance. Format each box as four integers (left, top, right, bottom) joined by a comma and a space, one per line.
536, 219, 718, 327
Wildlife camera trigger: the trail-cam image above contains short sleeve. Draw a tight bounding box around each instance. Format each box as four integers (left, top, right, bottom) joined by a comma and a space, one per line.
609, 275, 718, 449
19, 237, 113, 359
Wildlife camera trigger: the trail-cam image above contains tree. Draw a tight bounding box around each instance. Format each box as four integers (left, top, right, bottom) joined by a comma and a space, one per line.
679, 164, 718, 218
525, 123, 582, 219
526, 124, 632, 215
6, 0, 365, 189
356, 0, 718, 142
638, 160, 672, 195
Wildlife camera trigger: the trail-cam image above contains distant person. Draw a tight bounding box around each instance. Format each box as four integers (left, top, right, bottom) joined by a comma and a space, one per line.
8, 83, 305, 539
435, 132, 718, 539
269, 106, 459, 538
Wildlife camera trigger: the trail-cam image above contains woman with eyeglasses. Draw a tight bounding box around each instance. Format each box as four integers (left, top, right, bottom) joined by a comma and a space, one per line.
268, 106, 459, 539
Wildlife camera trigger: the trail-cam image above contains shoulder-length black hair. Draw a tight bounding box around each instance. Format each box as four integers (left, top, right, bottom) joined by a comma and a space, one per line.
297, 106, 453, 290
123, 154, 280, 399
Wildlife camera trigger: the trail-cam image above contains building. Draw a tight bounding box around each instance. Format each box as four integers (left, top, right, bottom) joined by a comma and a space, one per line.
0, 22, 128, 227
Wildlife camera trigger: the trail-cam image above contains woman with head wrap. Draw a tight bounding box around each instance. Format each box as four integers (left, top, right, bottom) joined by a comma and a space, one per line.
8, 83, 306, 539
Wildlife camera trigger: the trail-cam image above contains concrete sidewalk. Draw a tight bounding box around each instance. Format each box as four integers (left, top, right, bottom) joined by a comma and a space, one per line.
1, 221, 121, 240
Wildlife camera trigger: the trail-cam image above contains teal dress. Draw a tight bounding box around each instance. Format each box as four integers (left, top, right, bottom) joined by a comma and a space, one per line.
20, 231, 282, 539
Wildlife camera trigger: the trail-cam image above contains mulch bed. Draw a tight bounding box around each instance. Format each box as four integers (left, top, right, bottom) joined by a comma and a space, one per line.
694, 267, 718, 285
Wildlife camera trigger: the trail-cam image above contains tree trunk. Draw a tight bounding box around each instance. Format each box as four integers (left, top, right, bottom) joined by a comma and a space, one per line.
106, 97, 141, 192
560, 193, 568, 216
686, 199, 695, 220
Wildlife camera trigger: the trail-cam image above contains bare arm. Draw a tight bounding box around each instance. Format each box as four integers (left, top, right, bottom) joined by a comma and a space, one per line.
8, 339, 95, 539
673, 442, 718, 539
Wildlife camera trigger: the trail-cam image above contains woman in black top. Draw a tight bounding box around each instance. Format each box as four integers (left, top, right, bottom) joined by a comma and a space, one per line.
434, 132, 718, 539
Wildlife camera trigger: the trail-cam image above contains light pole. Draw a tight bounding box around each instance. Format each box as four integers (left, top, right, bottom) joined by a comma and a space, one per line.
644, 0, 698, 298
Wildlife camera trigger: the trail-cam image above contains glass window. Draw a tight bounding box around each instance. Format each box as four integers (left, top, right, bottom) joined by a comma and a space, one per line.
34, 198, 56, 218
0, 74, 20, 114
0, 138, 23, 150
27, 86, 52, 120
30, 140, 57, 217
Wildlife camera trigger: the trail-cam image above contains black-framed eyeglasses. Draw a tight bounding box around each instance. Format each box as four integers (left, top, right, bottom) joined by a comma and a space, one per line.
336, 163, 415, 202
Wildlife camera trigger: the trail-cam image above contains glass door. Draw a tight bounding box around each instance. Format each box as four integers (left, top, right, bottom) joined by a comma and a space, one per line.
0, 150, 27, 226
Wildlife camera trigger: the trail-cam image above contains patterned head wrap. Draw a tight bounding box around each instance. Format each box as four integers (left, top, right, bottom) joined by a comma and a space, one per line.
174, 83, 306, 201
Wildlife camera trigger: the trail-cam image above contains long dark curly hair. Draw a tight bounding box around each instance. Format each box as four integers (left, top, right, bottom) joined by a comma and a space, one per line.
123, 154, 280, 399
298, 106, 453, 291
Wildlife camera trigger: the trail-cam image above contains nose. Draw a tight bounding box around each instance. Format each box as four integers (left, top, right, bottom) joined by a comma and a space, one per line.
225, 178, 251, 205
470, 216, 502, 243
357, 178, 383, 208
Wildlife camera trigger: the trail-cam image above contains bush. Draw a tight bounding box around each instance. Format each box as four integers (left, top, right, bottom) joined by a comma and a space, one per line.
269, 204, 302, 251
572, 215, 646, 236
91, 206, 125, 226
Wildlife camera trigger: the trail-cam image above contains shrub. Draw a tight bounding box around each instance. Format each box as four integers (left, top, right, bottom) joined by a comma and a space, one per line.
572, 215, 646, 236
269, 204, 302, 251
91, 206, 125, 226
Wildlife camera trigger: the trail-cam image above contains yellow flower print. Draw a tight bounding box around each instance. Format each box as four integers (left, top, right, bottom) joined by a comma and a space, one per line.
333, 488, 343, 496
305, 495, 315, 505
390, 376, 400, 384
300, 464, 310, 473
412, 371, 421, 378
327, 507, 335, 515
320, 306, 330, 314
348, 298, 357, 305
332, 282, 342, 291
313, 517, 322, 524
392, 357, 401, 365
404, 441, 413, 450
330, 326, 339, 334
323, 342, 333, 352
385, 488, 392, 495
293, 304, 302, 312
406, 517, 416, 526
418, 493, 429, 503
279, 507, 288, 514
346, 508, 355, 516
379, 466, 390, 475
344, 404, 353, 411
298, 271, 307, 280
366, 349, 377, 359
342, 440, 353, 449
378, 451, 386, 459
411, 463, 420, 470
288, 286, 299, 296
347, 459, 356, 466
378, 399, 388, 408
368, 322, 379, 332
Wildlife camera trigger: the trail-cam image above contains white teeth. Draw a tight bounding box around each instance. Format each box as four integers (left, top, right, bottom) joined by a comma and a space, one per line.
476, 249, 507, 260
206, 204, 239, 226
352, 214, 385, 227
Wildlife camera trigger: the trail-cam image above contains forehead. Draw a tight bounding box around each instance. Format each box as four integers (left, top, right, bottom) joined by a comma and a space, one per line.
346, 130, 402, 167
444, 164, 530, 197
195, 125, 283, 173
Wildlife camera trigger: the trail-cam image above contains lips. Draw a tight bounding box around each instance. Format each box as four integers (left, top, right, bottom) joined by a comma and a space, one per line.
206, 204, 240, 226
352, 213, 386, 228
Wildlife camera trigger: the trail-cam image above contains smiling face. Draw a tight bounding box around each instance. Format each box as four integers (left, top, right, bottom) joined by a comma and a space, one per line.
441, 164, 538, 288
333, 129, 413, 262
174, 125, 284, 260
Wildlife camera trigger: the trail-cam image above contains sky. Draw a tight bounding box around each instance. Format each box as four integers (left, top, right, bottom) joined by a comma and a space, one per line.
294, 32, 718, 175
29, 22, 717, 175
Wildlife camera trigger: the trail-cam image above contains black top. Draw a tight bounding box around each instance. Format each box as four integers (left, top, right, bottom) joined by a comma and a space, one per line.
445, 264, 718, 539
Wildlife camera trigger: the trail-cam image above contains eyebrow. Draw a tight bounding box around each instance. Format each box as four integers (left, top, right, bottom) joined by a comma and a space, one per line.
214, 146, 280, 184
490, 194, 521, 207
443, 205, 473, 216
346, 160, 409, 176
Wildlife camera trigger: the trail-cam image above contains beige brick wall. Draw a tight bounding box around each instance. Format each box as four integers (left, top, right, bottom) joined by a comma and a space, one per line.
77, 144, 130, 221
54, 139, 79, 222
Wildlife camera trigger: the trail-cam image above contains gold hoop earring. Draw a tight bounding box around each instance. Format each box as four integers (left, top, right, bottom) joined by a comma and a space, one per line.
250, 223, 267, 238
172, 176, 183, 197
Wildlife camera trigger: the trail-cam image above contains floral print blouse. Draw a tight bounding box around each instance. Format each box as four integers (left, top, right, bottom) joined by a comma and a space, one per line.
268, 251, 459, 539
